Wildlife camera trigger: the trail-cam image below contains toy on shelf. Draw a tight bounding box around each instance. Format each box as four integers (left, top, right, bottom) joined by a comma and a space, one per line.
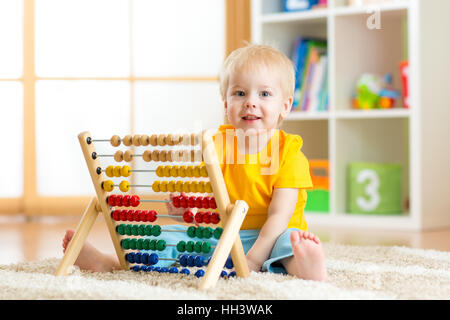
305, 160, 329, 213
283, 0, 327, 12
55, 131, 250, 290
400, 60, 410, 108
352, 73, 400, 110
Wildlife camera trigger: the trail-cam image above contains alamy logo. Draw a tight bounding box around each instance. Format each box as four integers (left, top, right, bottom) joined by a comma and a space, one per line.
366, 7, 381, 30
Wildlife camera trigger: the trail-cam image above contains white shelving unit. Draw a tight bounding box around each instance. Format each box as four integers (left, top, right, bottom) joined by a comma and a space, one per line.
252, 0, 450, 230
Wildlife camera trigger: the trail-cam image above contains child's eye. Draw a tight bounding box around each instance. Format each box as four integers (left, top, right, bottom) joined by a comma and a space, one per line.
235, 90, 245, 96
260, 91, 271, 97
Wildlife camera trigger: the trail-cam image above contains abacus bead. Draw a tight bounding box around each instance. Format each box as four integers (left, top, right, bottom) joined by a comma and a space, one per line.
185, 241, 194, 252
183, 210, 194, 223
157, 134, 166, 146
176, 241, 186, 252
132, 210, 140, 221
138, 224, 146, 236
180, 268, 190, 275
110, 135, 121, 147
179, 255, 188, 267
195, 226, 204, 238
145, 224, 152, 236
121, 239, 130, 250
121, 165, 131, 177
170, 165, 178, 177
149, 239, 157, 250
209, 197, 217, 209
211, 212, 220, 224
155, 166, 164, 177
125, 224, 132, 235
179, 196, 188, 208
123, 150, 133, 162
115, 195, 123, 206
178, 166, 187, 177
220, 270, 228, 278
195, 269, 205, 278
169, 267, 178, 274
132, 135, 141, 146
194, 241, 203, 253
189, 181, 198, 193
195, 255, 205, 267
229, 271, 236, 277
148, 210, 157, 222
187, 196, 195, 208
119, 210, 127, 221
163, 165, 171, 177
137, 239, 144, 250
119, 180, 130, 192
141, 252, 149, 265
143, 239, 150, 250
139, 210, 147, 222
113, 166, 122, 177
187, 255, 195, 267
140, 135, 150, 146
122, 195, 131, 207
102, 180, 114, 192
132, 265, 142, 272
151, 225, 161, 236
130, 239, 137, 250
154, 267, 161, 272
151, 150, 159, 161
105, 165, 114, 177
182, 182, 190, 193
148, 253, 159, 265
194, 197, 202, 208
142, 150, 152, 162
114, 150, 124, 162
205, 182, 213, 193
156, 240, 166, 251
195, 211, 204, 224
112, 210, 120, 221
134, 252, 142, 263
186, 166, 194, 177
201, 197, 209, 209
126, 252, 135, 263
203, 227, 213, 239
202, 212, 211, 224
193, 166, 200, 178
200, 166, 208, 177
130, 195, 140, 207
172, 196, 181, 208
213, 227, 223, 239
175, 181, 184, 192
167, 181, 176, 192
126, 210, 133, 222
225, 257, 234, 269
187, 226, 196, 238
160, 181, 168, 192
149, 134, 158, 146
122, 135, 133, 146
116, 224, 125, 235
152, 181, 160, 192
107, 195, 117, 206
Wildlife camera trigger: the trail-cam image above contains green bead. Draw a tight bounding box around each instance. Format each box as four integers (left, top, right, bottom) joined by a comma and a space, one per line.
194, 241, 203, 253
143, 239, 150, 250
121, 239, 130, 250
149, 239, 157, 250
116, 224, 125, 235
152, 225, 162, 237
186, 241, 194, 252
213, 227, 223, 239
202, 227, 213, 239
137, 239, 144, 250
129, 238, 137, 250
195, 226, 204, 239
132, 225, 139, 236
187, 226, 196, 238
145, 225, 153, 236
156, 240, 166, 251
138, 225, 146, 236
202, 242, 212, 254
125, 225, 132, 236
176, 240, 186, 252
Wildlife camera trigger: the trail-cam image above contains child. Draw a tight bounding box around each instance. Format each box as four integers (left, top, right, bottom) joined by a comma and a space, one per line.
62, 44, 328, 281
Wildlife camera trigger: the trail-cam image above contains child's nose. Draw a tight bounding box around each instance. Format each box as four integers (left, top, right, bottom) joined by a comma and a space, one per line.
245, 95, 257, 108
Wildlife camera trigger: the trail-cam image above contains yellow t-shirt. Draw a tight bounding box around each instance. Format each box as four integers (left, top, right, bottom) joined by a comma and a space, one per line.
213, 124, 313, 230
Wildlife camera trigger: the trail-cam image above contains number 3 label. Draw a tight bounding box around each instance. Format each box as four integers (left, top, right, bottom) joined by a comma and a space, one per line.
356, 169, 380, 211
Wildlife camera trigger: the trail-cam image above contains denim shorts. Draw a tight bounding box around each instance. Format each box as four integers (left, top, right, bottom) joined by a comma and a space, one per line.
141, 225, 299, 274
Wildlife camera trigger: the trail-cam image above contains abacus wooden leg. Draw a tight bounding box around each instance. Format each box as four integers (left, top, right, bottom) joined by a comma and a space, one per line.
199, 200, 249, 290
55, 197, 100, 276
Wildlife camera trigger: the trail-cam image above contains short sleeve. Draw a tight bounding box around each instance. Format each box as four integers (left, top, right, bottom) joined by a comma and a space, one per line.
273, 135, 313, 189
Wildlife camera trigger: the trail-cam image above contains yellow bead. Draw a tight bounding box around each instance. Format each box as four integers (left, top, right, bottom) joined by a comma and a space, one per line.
182, 182, 190, 193
193, 166, 200, 178
186, 166, 194, 177
175, 181, 184, 192
105, 165, 114, 177
167, 181, 176, 192
197, 181, 205, 193
152, 181, 160, 192
156, 166, 164, 177
189, 181, 198, 193
163, 165, 171, 177
205, 182, 212, 193
160, 181, 168, 192
200, 166, 208, 177
113, 166, 121, 177
102, 180, 114, 192
170, 165, 179, 177
179, 166, 187, 178
119, 180, 130, 192
121, 165, 131, 177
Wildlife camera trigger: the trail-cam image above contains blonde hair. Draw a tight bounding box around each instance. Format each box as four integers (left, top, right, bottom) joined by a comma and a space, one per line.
219, 43, 296, 101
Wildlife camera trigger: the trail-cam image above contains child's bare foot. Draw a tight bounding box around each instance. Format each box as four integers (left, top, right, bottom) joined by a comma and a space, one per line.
62, 229, 119, 273
285, 230, 328, 282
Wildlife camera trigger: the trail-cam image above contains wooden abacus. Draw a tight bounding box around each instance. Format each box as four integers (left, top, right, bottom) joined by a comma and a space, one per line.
55, 130, 250, 290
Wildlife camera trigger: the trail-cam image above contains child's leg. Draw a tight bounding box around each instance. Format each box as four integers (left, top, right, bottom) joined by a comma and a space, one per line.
62, 229, 121, 272
281, 230, 328, 282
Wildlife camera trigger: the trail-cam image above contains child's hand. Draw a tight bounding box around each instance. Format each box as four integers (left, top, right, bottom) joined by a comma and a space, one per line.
165, 192, 198, 225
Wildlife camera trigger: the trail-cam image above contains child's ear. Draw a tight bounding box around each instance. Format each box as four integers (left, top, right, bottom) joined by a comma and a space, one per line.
280, 96, 293, 119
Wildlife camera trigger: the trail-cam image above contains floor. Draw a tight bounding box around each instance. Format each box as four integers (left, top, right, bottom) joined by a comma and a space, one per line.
0, 214, 449, 265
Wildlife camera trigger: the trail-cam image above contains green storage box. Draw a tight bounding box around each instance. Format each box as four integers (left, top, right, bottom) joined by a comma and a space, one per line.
305, 189, 329, 213
347, 162, 402, 215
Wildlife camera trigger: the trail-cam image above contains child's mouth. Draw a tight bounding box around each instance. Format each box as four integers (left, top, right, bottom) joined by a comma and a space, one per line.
242, 115, 261, 121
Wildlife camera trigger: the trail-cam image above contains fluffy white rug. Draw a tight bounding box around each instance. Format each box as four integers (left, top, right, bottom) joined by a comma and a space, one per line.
1, 243, 449, 300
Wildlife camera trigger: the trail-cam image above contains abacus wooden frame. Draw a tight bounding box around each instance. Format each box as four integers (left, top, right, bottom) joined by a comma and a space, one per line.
55, 130, 250, 290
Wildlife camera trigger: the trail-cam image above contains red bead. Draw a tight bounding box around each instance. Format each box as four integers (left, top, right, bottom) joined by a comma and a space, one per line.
183, 210, 194, 223
194, 197, 203, 208
210, 212, 220, 224
107, 195, 116, 206
148, 210, 157, 222
111, 210, 120, 221
179, 196, 188, 208
172, 196, 181, 208
202, 211, 211, 224
115, 195, 123, 207
187, 196, 195, 208
126, 210, 133, 221
132, 210, 140, 221
122, 195, 131, 207
138, 210, 146, 222
201, 197, 210, 209
209, 197, 217, 209
195, 211, 204, 224
130, 195, 140, 207
119, 210, 126, 221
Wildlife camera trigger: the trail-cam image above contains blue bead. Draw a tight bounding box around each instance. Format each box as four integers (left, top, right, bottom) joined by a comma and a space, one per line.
160, 267, 169, 273
141, 253, 149, 265
179, 255, 188, 267
194, 256, 205, 267
154, 267, 161, 272
225, 257, 233, 269
126, 252, 134, 263
148, 253, 159, 265
169, 267, 178, 274
194, 269, 205, 278
220, 270, 227, 278
187, 255, 195, 267
132, 265, 141, 272
147, 266, 155, 272
134, 252, 142, 264
180, 268, 190, 275
229, 271, 236, 277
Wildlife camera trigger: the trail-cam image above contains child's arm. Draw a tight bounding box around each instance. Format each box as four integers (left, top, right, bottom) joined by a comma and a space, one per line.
245, 187, 299, 272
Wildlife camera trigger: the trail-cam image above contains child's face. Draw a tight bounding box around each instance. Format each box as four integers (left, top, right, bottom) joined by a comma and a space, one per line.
224, 66, 292, 133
